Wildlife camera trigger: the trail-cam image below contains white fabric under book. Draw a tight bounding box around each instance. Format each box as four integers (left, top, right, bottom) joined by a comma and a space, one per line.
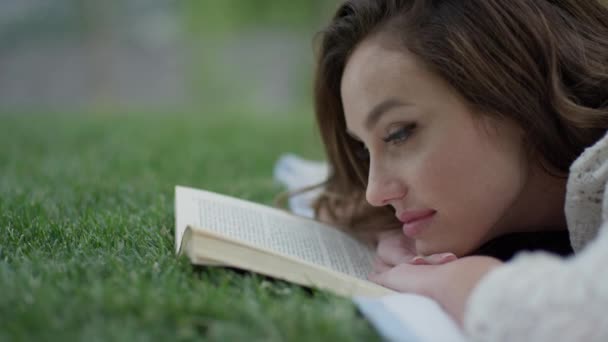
273, 153, 329, 218
355, 295, 466, 342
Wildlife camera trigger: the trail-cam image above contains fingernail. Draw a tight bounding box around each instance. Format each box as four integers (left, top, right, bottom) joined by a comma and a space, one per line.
439, 253, 457, 261
412, 256, 426, 265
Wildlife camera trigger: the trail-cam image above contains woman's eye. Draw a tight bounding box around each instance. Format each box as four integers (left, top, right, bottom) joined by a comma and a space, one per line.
382, 124, 416, 144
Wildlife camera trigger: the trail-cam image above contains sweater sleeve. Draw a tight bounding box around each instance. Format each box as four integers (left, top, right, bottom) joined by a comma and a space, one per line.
463, 223, 608, 341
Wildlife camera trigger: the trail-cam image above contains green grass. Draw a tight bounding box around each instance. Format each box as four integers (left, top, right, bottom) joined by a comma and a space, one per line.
0, 111, 381, 341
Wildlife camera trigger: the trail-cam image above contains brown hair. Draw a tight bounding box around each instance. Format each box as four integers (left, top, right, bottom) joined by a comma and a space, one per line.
312, 0, 608, 238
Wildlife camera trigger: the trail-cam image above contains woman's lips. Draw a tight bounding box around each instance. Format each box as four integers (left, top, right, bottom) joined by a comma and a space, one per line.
398, 210, 436, 238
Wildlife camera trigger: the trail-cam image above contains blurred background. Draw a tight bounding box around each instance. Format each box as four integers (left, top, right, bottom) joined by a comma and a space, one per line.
0, 0, 338, 114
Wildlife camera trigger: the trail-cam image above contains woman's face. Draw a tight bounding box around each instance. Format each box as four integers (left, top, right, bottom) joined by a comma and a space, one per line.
341, 36, 531, 256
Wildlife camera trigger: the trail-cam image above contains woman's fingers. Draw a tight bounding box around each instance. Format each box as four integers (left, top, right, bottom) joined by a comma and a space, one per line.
416, 253, 458, 265
375, 229, 458, 269
376, 229, 418, 265
368, 263, 434, 297
372, 256, 392, 273
376, 241, 414, 265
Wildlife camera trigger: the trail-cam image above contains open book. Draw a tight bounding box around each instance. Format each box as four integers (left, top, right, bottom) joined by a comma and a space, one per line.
174, 185, 394, 297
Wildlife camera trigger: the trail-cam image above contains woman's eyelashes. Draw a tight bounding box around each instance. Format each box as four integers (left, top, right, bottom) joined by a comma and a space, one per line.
382, 123, 416, 145
352, 123, 416, 161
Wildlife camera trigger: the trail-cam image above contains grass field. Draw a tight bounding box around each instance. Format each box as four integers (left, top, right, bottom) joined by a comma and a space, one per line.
0, 111, 381, 341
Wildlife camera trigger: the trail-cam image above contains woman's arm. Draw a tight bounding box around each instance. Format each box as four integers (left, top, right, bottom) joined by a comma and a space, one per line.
464, 221, 608, 341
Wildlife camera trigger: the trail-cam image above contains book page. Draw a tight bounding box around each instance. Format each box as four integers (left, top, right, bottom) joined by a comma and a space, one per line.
175, 186, 375, 280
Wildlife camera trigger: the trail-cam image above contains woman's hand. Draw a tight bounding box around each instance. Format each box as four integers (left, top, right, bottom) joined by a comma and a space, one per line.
370, 256, 503, 325
373, 229, 458, 273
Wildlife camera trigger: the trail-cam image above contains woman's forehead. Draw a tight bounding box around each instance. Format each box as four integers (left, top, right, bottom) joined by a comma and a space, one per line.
342, 36, 420, 87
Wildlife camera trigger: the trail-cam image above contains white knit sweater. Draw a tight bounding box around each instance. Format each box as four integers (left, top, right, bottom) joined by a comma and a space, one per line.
464, 131, 608, 341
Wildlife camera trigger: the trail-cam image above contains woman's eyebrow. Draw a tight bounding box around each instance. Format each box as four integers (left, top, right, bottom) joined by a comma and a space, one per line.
365, 98, 410, 131
346, 98, 412, 139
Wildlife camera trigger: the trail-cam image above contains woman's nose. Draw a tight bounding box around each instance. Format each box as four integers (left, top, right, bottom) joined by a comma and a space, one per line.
365, 164, 407, 207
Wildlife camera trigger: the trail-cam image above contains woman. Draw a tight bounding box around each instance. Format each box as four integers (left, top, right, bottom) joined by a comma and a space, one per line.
312, 0, 608, 340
